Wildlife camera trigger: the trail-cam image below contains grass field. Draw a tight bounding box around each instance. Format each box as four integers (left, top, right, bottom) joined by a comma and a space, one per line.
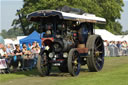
0, 56, 128, 85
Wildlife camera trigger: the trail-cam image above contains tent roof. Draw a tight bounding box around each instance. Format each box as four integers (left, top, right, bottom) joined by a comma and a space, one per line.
20, 31, 41, 44
95, 29, 122, 41
4, 39, 13, 45
122, 35, 128, 42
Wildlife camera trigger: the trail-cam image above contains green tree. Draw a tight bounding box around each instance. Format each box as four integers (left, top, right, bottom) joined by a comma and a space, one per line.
0, 28, 24, 38
95, 0, 124, 34
0, 30, 8, 38
122, 30, 128, 35
12, 0, 124, 35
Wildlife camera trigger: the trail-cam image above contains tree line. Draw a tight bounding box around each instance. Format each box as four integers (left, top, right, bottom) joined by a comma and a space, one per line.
1, 0, 128, 38
0, 28, 24, 38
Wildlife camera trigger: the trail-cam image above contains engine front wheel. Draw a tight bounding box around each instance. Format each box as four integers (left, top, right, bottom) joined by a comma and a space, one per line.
37, 52, 51, 76
68, 49, 81, 76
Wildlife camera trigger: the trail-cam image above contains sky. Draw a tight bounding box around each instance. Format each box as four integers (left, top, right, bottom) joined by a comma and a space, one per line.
119, 0, 128, 31
0, 0, 23, 32
0, 0, 128, 32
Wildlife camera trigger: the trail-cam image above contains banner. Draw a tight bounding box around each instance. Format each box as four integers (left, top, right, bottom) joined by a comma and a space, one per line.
0, 59, 7, 69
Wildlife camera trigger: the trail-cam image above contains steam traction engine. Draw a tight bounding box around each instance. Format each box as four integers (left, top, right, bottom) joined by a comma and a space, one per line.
27, 6, 106, 76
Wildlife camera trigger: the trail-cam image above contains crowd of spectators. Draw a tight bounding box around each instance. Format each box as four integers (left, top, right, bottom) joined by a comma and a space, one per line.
104, 40, 128, 57
0, 41, 40, 73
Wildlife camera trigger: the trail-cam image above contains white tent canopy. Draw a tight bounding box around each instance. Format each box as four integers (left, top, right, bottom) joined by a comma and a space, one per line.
4, 39, 13, 45
95, 29, 127, 41
4, 36, 27, 46
122, 35, 128, 42
17, 36, 27, 42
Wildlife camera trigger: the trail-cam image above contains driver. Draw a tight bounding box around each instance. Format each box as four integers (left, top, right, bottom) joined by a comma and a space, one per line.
46, 24, 52, 35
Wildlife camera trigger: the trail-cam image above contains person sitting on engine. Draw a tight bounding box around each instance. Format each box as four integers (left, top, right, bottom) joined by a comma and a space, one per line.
45, 24, 52, 37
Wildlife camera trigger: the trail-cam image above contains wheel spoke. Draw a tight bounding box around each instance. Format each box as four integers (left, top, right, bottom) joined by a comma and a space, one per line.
72, 52, 79, 65
96, 43, 102, 50
95, 38, 98, 45
96, 61, 101, 68
97, 57, 102, 62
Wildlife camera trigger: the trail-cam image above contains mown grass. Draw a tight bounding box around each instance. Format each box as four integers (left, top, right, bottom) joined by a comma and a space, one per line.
57, 63, 128, 85
0, 56, 128, 85
56, 56, 128, 85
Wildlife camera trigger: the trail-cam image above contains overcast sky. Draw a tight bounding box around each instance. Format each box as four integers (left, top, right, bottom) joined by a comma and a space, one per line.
0, 0, 128, 32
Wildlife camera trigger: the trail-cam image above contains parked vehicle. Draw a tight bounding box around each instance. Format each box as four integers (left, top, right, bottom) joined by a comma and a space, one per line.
27, 6, 106, 76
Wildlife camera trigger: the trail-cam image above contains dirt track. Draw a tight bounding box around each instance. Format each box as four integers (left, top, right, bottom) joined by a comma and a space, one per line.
0, 73, 73, 85
1, 77, 63, 85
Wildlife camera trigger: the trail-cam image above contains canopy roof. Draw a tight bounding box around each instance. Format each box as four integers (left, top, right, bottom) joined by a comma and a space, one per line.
27, 10, 106, 24
20, 31, 41, 45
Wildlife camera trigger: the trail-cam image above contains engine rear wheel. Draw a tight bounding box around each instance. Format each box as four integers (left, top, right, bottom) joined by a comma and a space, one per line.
68, 49, 81, 76
86, 35, 104, 72
37, 51, 51, 76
